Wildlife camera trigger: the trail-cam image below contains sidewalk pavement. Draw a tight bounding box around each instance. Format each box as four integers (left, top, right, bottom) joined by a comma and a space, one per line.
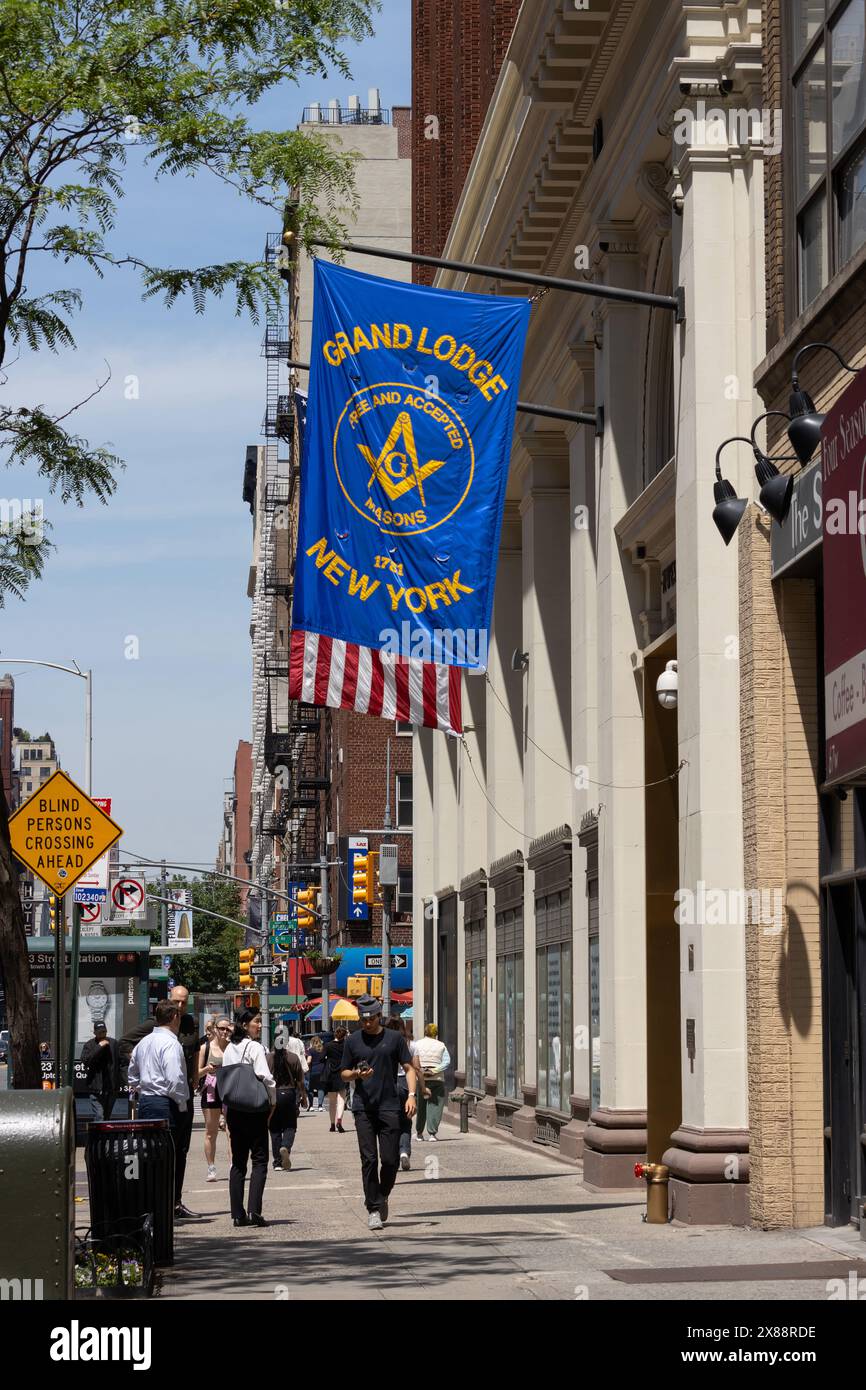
77, 1107, 866, 1301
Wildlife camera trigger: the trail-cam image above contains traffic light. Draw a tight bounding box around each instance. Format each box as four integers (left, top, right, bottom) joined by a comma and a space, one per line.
369, 975, 383, 999
296, 886, 318, 929
238, 948, 255, 988
352, 852, 375, 905
48, 894, 61, 934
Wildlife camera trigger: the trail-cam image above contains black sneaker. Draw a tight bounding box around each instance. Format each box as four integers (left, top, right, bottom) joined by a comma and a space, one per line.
174, 1203, 199, 1220
248, 1213, 268, 1228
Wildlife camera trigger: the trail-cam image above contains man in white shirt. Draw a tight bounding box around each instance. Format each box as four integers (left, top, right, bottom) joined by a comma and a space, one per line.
128, 1000, 189, 1128
276, 1022, 309, 1074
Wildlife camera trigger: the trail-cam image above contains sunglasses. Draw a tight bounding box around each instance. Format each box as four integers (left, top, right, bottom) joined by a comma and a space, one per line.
216, 1026, 232, 1033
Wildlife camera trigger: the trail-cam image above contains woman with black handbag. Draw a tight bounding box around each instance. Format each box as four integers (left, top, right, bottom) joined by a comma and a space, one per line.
219, 1010, 276, 1228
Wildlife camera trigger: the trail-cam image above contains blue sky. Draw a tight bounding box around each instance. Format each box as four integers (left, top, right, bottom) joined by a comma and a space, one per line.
2, 0, 410, 869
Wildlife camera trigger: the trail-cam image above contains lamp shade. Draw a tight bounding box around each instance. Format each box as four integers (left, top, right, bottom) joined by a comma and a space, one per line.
713, 477, 748, 546
788, 387, 824, 464
754, 455, 794, 524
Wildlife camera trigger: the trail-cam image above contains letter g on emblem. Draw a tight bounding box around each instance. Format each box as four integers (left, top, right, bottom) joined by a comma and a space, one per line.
333, 382, 475, 536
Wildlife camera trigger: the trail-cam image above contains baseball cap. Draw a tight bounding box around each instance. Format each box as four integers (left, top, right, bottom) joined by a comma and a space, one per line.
357, 995, 382, 1019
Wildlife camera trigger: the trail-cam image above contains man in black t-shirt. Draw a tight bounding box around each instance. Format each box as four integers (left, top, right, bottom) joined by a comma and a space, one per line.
341, 996, 416, 1230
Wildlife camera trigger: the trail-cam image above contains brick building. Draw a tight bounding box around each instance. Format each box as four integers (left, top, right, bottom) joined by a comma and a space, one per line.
740, 0, 866, 1231
0, 674, 14, 809
217, 739, 253, 911
411, 0, 520, 283
327, 714, 413, 951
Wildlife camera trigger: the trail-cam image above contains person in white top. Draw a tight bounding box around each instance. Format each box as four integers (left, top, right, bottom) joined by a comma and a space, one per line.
412, 1024, 451, 1141
222, 1009, 276, 1227
128, 1000, 189, 1124
281, 1025, 309, 1074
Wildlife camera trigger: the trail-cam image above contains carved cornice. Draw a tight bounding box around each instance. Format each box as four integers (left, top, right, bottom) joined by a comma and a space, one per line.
459, 868, 488, 897
527, 823, 573, 870
489, 849, 524, 884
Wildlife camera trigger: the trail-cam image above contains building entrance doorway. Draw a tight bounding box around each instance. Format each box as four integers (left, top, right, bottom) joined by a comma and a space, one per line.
821, 791, 866, 1228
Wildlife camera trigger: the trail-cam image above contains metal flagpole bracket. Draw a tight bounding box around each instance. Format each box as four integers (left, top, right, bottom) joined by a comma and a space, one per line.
287, 360, 598, 430
308, 237, 685, 318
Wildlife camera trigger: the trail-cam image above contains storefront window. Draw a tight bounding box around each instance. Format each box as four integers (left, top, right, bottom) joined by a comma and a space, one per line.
496, 951, 524, 1100
465, 956, 486, 1091
536, 940, 573, 1112
588, 874, 600, 1112
589, 935, 600, 1112
789, 0, 866, 310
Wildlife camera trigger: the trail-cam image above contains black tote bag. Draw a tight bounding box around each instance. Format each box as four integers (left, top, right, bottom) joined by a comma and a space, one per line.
216, 1041, 270, 1113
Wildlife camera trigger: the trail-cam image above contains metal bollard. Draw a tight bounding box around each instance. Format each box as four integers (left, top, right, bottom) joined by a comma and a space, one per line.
635, 1162, 670, 1224
450, 1089, 471, 1133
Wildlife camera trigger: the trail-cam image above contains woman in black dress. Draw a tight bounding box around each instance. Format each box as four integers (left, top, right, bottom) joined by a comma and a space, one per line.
269, 1045, 308, 1170
324, 1026, 348, 1132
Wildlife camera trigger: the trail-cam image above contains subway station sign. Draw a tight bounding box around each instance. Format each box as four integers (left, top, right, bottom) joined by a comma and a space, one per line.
9, 769, 123, 896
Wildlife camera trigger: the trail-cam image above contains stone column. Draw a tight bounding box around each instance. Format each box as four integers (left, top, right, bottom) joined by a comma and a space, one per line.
568, 342, 599, 1136
581, 233, 648, 1187
662, 106, 765, 1224
516, 434, 570, 1115
484, 502, 524, 1106
485, 502, 524, 867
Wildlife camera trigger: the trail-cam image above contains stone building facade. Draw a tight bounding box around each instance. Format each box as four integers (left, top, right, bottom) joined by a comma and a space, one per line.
412, 0, 772, 1224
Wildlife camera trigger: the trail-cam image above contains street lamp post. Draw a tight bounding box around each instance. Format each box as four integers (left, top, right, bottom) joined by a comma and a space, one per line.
1, 658, 92, 792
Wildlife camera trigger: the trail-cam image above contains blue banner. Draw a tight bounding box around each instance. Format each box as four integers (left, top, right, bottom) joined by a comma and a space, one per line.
291, 261, 530, 669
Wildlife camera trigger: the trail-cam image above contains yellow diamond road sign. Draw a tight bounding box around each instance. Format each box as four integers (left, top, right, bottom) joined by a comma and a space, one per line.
8, 769, 123, 897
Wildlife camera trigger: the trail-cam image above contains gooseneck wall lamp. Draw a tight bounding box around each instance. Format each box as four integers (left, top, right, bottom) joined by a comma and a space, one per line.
749, 410, 798, 525
788, 342, 862, 464
713, 437, 752, 546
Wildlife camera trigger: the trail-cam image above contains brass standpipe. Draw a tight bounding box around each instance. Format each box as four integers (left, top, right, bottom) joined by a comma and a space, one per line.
634, 1161, 671, 1224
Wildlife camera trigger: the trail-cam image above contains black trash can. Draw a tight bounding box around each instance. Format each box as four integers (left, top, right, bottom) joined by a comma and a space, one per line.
85, 1120, 175, 1265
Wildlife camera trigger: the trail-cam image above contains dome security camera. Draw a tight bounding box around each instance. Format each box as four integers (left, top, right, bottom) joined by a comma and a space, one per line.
656, 659, 678, 710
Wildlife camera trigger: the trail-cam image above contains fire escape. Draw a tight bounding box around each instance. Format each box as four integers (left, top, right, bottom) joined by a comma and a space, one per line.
259, 226, 329, 883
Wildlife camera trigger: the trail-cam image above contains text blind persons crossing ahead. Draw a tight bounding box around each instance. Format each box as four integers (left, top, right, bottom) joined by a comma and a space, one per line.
8, 768, 123, 896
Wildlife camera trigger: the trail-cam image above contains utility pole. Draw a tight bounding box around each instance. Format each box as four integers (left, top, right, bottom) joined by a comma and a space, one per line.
261, 885, 270, 1049
160, 859, 167, 949
53, 892, 65, 1089
382, 738, 392, 1019
320, 850, 330, 1033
